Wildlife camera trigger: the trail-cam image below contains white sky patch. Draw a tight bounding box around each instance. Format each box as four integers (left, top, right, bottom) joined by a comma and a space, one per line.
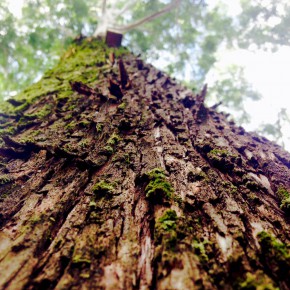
209, 44, 290, 151
207, 0, 242, 16
207, 0, 290, 151
243, 47, 290, 122
7, 0, 24, 18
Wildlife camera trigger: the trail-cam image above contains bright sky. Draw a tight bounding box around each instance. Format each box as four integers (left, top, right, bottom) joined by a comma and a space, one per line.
7, 0, 290, 150
207, 0, 290, 151
207, 46, 290, 150
7, 0, 23, 18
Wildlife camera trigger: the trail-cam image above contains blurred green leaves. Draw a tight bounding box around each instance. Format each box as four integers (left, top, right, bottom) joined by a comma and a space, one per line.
0, 0, 97, 99
207, 65, 261, 124
259, 108, 290, 148
238, 0, 290, 50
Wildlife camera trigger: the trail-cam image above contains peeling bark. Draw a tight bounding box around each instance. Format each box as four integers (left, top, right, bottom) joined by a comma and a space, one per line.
0, 38, 289, 290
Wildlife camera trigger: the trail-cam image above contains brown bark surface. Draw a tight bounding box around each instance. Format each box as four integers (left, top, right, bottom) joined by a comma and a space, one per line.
0, 38, 289, 290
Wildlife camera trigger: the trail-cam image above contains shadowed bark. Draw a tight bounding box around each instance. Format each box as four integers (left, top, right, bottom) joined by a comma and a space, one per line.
0, 38, 289, 290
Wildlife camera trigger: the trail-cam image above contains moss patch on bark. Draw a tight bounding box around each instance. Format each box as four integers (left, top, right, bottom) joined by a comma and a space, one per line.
145, 168, 174, 203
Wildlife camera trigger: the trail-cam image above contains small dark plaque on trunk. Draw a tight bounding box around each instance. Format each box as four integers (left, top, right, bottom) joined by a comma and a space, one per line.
105, 31, 123, 47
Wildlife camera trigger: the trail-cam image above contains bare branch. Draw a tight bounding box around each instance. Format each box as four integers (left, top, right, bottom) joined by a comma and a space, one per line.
111, 0, 181, 33
101, 0, 107, 16
116, 0, 137, 18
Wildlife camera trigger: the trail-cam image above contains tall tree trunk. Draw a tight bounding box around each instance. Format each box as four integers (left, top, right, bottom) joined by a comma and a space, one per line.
0, 38, 289, 290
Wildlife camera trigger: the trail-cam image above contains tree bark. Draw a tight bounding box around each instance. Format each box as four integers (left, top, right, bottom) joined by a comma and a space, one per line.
0, 38, 289, 290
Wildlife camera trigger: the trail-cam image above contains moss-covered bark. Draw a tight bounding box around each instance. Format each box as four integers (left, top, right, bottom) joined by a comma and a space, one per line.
0, 38, 289, 290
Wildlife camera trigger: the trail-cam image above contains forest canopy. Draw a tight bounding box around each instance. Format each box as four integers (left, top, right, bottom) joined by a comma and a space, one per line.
0, 0, 290, 149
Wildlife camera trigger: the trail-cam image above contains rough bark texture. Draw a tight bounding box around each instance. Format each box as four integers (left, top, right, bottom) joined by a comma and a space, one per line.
0, 38, 289, 290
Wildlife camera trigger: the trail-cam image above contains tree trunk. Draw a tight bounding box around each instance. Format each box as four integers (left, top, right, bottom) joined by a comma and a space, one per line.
0, 38, 289, 290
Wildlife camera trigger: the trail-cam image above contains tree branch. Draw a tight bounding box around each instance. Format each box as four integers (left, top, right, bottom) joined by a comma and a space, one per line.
116, 0, 137, 18
111, 0, 181, 33
101, 0, 107, 16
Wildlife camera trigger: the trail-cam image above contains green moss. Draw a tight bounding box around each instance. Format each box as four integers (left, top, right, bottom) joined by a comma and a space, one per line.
146, 168, 165, 179
100, 133, 121, 156
92, 180, 115, 198
102, 145, 114, 155
80, 273, 90, 279
0, 38, 128, 116
192, 239, 209, 263
35, 104, 53, 119
118, 102, 126, 111
0, 174, 12, 185
107, 133, 121, 146
18, 136, 35, 144
80, 119, 91, 127
58, 90, 73, 100
219, 181, 238, 195
158, 210, 177, 228
123, 153, 131, 165
72, 254, 91, 265
247, 192, 260, 203
0, 126, 16, 136
13, 102, 29, 114
145, 168, 174, 202
238, 271, 278, 290
145, 178, 173, 200
31, 130, 41, 137
173, 194, 183, 207
276, 187, 289, 199
208, 149, 230, 158
89, 201, 97, 208
89, 211, 103, 224
276, 187, 290, 213
29, 215, 41, 225
15, 80, 60, 106
64, 113, 72, 120
257, 231, 290, 279
207, 148, 240, 172
96, 123, 103, 133
68, 104, 76, 111
280, 197, 290, 212
65, 120, 78, 131
155, 210, 178, 251
258, 231, 290, 260
0, 120, 13, 129
153, 213, 197, 275
79, 139, 89, 149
